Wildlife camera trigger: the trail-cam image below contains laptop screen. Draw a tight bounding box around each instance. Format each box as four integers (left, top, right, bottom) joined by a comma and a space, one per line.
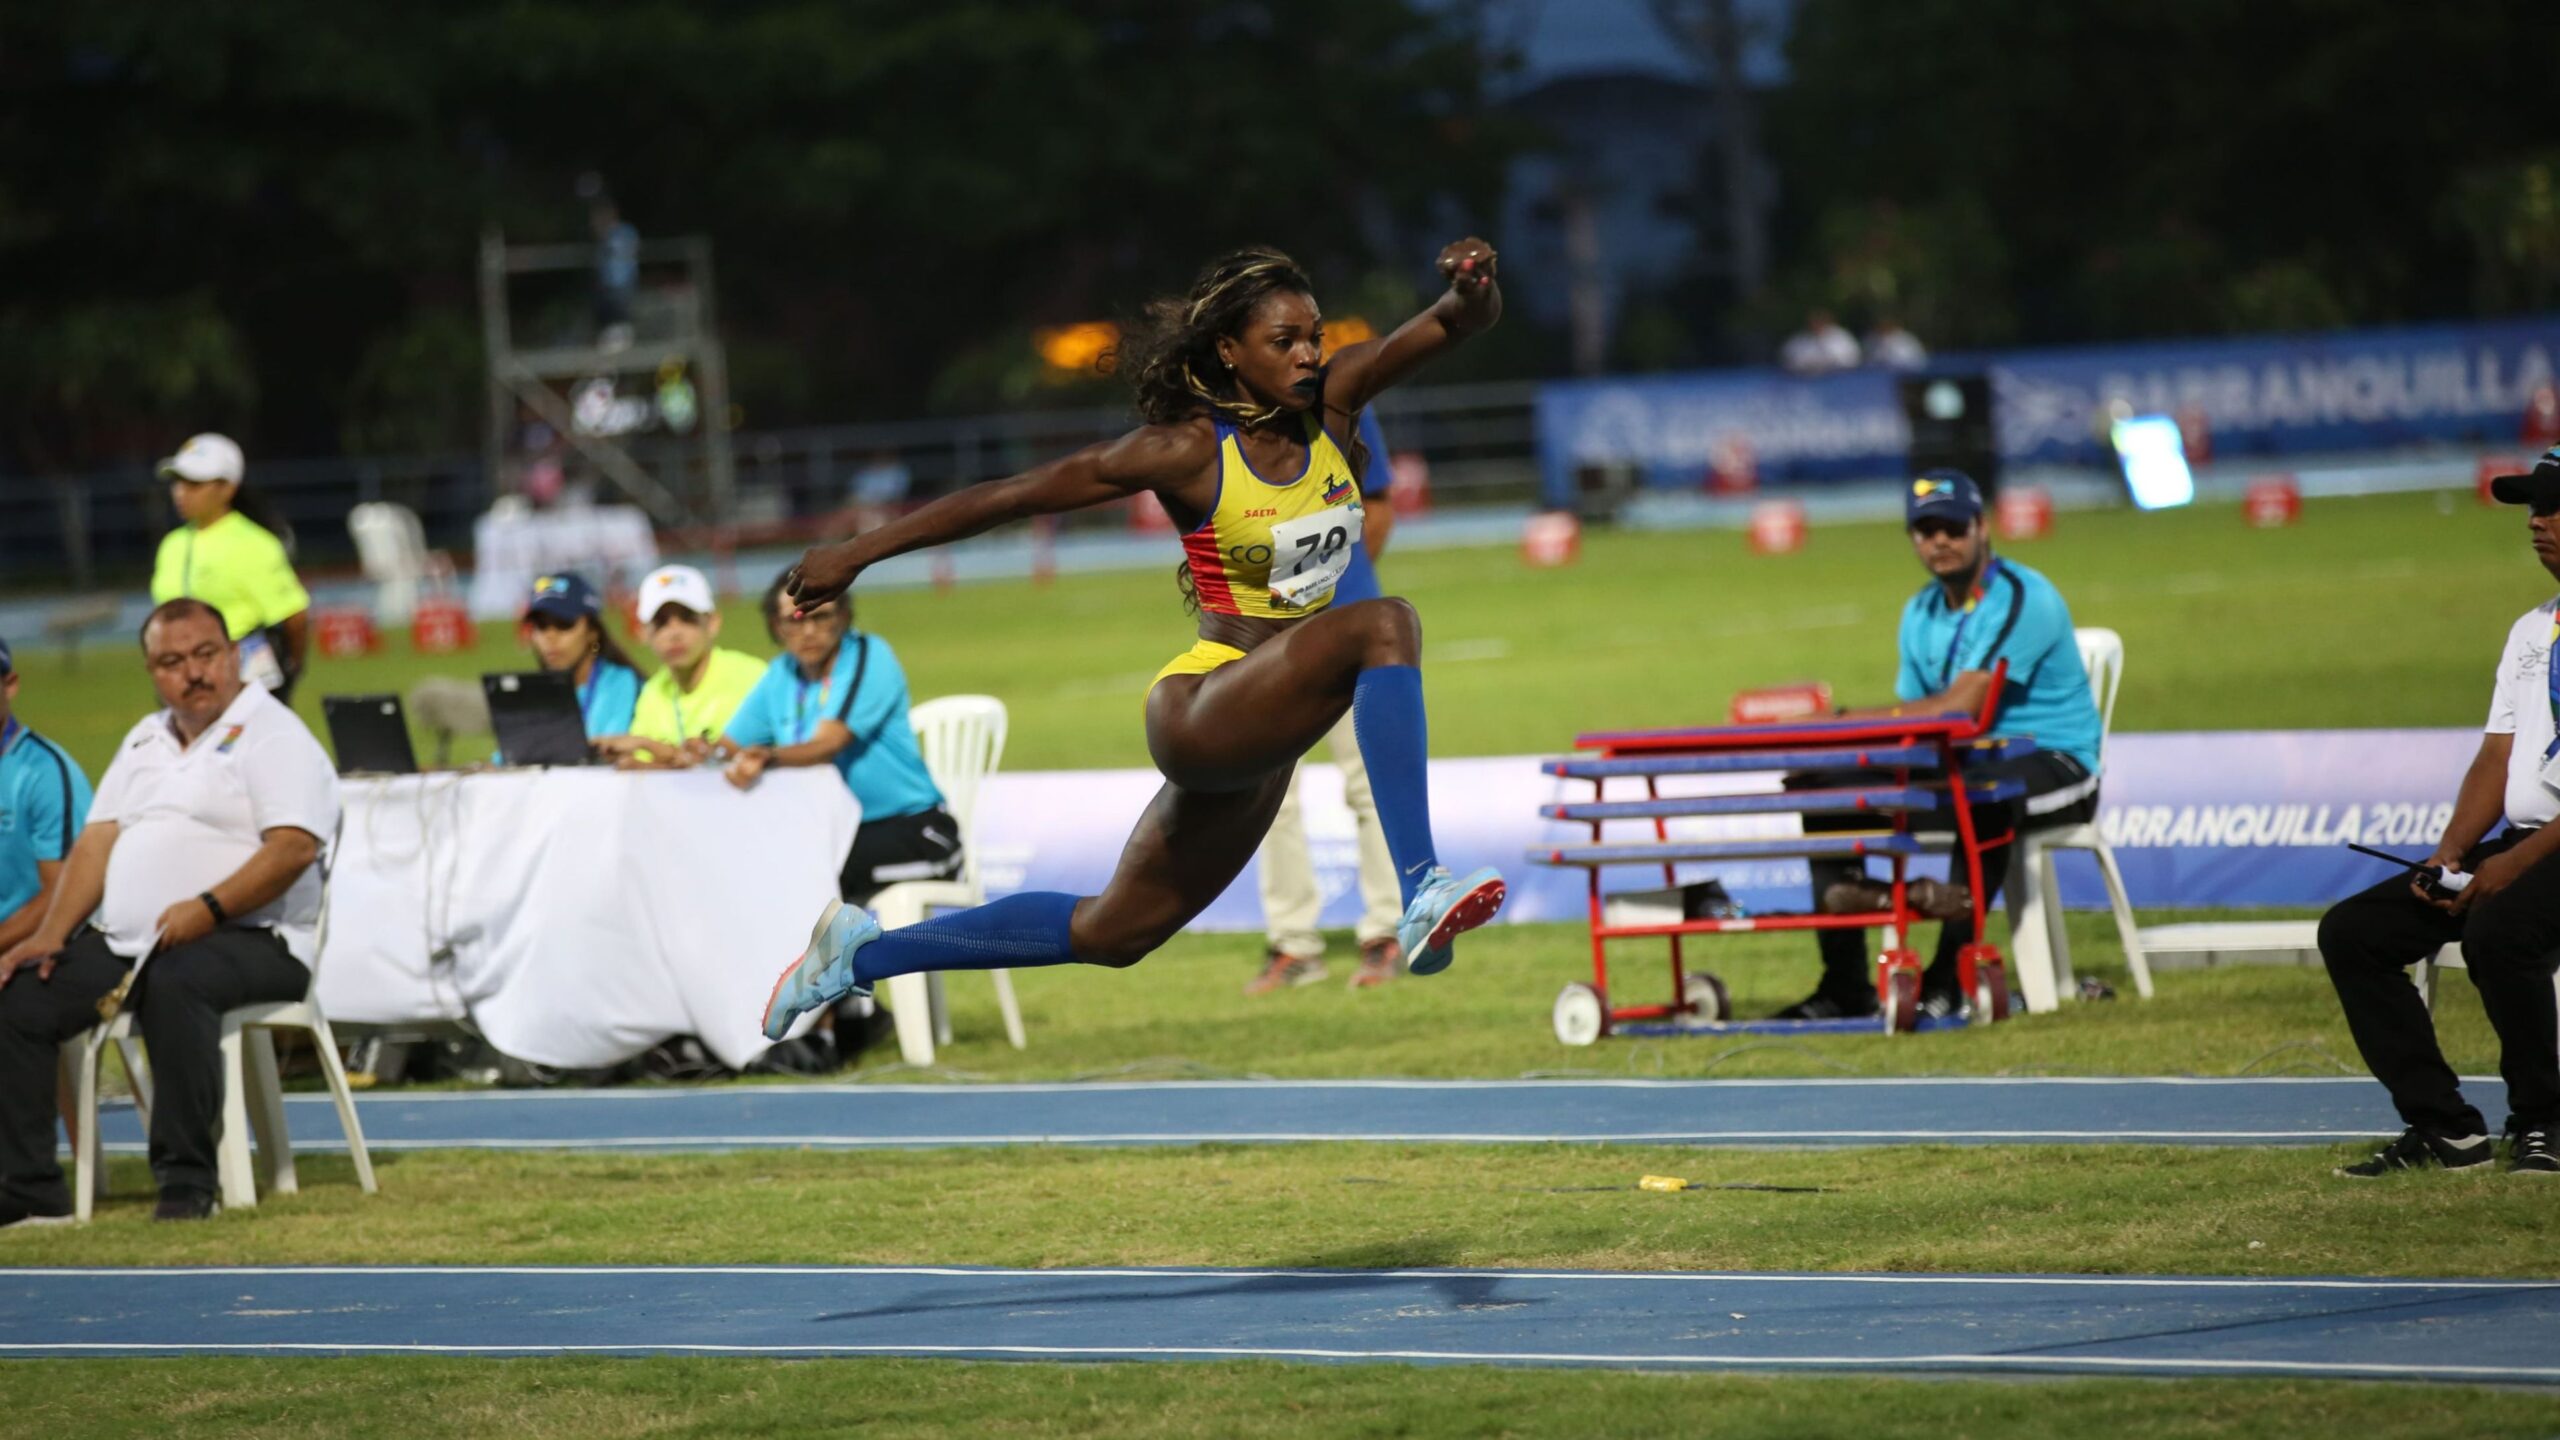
482, 671, 594, 767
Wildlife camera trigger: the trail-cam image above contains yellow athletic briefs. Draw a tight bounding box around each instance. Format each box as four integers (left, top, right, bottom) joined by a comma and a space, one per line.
1148, 638, 1248, 701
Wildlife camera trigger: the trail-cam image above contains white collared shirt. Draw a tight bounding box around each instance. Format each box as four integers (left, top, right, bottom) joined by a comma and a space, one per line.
89, 684, 340, 961
2484, 596, 2560, 829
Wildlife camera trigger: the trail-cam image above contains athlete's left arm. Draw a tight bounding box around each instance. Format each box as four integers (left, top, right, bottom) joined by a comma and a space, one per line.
1324, 237, 1500, 418
788, 424, 1211, 610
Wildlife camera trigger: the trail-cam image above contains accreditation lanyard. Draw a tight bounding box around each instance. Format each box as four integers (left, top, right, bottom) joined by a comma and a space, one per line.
2545, 611, 2560, 760
1935, 558, 2003, 691
788, 665, 836, 745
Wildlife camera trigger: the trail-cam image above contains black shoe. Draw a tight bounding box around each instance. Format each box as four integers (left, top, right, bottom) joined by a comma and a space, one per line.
1771, 989, 1880, 1021
2510, 1125, 2559, 1176
152, 1187, 219, 1222
2335, 1127, 2495, 1178
0, 1196, 73, 1231
1916, 988, 1966, 1021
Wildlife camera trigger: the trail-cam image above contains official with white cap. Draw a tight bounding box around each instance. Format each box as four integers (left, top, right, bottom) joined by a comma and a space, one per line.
150, 433, 312, 702
593, 564, 765, 769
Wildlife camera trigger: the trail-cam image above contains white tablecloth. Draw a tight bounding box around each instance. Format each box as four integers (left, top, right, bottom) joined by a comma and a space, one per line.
466, 505, 660, 618
317, 769, 858, 1069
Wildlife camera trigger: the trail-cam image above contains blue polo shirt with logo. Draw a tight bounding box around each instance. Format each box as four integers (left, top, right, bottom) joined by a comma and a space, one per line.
726, 633, 944, 822
1893, 557, 2103, 773
0, 719, 93, 921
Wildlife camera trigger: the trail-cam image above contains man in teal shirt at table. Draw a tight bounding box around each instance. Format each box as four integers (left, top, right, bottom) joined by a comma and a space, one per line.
0, 637, 93, 956
1777, 470, 2104, 1021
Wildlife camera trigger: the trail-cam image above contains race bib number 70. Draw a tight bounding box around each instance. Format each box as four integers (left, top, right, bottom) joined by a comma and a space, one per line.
1265, 506, 1363, 610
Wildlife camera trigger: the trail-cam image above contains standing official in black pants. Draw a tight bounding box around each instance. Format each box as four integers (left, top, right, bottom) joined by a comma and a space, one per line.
2320, 446, 2560, 1178
0, 598, 340, 1223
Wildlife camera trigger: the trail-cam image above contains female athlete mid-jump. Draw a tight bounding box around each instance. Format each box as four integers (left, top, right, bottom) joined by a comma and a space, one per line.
763, 238, 1508, 1040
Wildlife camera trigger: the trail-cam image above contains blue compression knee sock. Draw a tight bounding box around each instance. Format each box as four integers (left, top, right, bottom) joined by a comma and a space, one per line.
854, 891, 1081, 985
1351, 664, 1439, 905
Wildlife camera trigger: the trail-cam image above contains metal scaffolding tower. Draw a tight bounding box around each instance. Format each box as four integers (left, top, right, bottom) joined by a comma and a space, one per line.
478, 231, 736, 527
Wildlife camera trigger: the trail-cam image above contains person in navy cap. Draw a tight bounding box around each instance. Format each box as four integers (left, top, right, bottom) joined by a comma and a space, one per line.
2316, 446, 2560, 1178
521, 572, 643, 741
1774, 469, 2107, 1020
0, 636, 93, 964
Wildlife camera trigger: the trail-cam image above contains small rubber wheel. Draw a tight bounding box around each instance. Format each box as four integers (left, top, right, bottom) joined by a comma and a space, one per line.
1975, 957, 2011, 1022
1677, 972, 1731, 1028
1883, 968, 1921, 1034
1553, 983, 1607, 1046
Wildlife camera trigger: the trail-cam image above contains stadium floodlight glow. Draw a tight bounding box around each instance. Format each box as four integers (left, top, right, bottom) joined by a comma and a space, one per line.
2110, 413, 2195, 511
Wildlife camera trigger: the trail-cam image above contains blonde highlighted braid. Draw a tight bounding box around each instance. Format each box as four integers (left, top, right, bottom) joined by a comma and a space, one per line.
1124, 247, 1316, 428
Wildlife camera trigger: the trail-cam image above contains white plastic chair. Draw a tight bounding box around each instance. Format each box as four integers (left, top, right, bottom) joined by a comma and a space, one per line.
872, 695, 1024, 1065
2003, 627, 2152, 1012
347, 502, 453, 627
59, 1014, 151, 1221
62, 827, 378, 1218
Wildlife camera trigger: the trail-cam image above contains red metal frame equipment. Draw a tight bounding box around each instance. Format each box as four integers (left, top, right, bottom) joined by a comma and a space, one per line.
1531, 665, 2021, 1040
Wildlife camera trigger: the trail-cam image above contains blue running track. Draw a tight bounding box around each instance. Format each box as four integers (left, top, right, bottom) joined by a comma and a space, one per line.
5, 1265, 2554, 1383
85, 1077, 2472, 1154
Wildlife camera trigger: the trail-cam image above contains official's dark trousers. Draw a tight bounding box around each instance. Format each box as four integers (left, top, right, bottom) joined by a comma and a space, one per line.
2318, 829, 2560, 1137
1799, 751, 2098, 1000
0, 928, 308, 1210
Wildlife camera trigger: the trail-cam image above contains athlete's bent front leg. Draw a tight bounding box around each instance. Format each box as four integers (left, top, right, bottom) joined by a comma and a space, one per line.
1147, 597, 1422, 789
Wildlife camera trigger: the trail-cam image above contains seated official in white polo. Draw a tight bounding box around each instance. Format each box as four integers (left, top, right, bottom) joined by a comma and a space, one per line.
2318, 446, 2560, 1179
0, 598, 340, 1225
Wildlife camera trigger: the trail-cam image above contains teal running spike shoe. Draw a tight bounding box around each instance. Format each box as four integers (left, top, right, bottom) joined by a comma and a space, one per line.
761, 899, 882, 1042
1396, 865, 1507, 977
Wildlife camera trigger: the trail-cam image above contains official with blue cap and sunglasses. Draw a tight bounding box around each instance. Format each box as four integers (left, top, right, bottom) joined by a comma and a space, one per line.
520, 571, 644, 742
1773, 468, 2106, 1022
0, 636, 94, 961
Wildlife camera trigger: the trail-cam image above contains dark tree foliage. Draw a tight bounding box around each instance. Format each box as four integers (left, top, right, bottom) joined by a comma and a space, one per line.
1767, 0, 2560, 346
0, 1, 1507, 470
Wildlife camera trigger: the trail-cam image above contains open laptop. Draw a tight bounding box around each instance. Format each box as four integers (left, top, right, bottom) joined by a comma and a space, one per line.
482, 670, 595, 767
321, 694, 420, 776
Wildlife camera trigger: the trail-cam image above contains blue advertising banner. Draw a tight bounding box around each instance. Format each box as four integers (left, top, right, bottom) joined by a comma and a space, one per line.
971, 730, 2481, 934
1536, 316, 2560, 506
1989, 316, 2560, 468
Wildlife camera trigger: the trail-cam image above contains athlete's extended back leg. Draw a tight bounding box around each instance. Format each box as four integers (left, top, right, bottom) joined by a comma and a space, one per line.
761, 775, 1289, 1039
1070, 774, 1292, 965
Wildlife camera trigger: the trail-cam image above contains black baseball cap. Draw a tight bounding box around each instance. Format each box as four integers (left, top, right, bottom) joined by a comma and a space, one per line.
2489, 446, 2560, 508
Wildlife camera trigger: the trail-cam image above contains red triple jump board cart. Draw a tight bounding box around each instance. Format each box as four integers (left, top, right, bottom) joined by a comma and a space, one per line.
1531, 667, 2024, 1039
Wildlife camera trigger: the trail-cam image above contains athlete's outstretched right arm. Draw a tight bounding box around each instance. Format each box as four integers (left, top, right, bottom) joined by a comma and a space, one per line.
785, 423, 1211, 609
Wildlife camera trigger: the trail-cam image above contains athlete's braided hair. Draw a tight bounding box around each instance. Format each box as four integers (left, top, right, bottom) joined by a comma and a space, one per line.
1123, 247, 1316, 428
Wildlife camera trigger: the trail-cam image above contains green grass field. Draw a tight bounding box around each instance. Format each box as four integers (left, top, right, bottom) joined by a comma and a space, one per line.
12, 489, 2546, 777
8, 491, 2554, 1436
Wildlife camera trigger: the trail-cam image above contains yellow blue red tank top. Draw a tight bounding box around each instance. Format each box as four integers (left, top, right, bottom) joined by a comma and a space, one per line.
1179, 414, 1365, 619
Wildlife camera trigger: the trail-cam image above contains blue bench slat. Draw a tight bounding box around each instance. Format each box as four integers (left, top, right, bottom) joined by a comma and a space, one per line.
1544, 738, 2037, 781
1530, 833, 1943, 866
1544, 787, 1935, 821
1545, 746, 1943, 779
1539, 777, 2026, 823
